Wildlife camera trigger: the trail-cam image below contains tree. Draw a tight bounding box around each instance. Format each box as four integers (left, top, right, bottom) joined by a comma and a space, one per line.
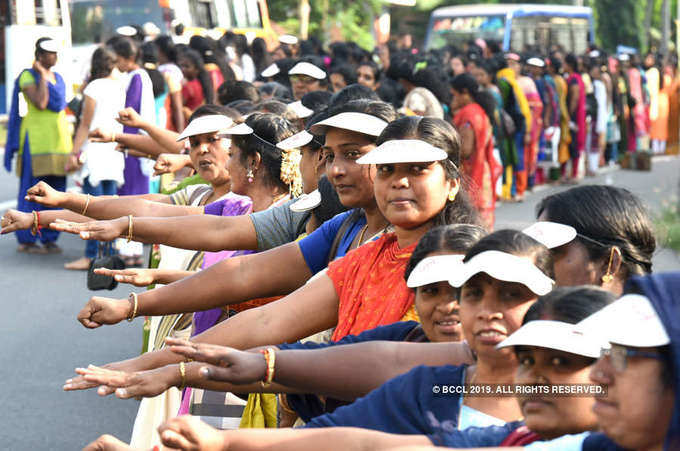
593, 0, 645, 51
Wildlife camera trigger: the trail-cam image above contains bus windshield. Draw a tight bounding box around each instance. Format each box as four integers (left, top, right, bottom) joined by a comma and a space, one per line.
429, 15, 506, 50
70, 0, 166, 45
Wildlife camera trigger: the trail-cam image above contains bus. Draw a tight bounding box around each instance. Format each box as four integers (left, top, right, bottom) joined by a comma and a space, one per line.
425, 4, 594, 54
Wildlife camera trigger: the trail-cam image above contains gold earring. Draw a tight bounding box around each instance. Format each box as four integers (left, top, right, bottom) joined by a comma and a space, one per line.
601, 247, 618, 284
448, 190, 457, 202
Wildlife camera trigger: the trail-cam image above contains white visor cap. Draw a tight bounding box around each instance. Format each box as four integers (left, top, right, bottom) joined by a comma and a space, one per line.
288, 100, 315, 119
38, 39, 59, 53
522, 222, 577, 249
277, 130, 315, 151
497, 320, 605, 358
289, 62, 327, 80
357, 139, 448, 165
406, 255, 465, 288
279, 34, 299, 45
289, 189, 322, 212
176, 115, 234, 141
576, 294, 670, 348
219, 122, 254, 136
116, 25, 138, 37
526, 57, 545, 68
448, 250, 554, 296
261, 63, 280, 78
309, 112, 388, 137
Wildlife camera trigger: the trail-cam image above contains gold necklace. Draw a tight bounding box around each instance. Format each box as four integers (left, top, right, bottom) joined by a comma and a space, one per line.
356, 225, 369, 247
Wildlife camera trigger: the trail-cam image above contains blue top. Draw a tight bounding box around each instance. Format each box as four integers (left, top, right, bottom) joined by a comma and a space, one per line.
298, 210, 366, 275
303, 364, 469, 434
429, 422, 524, 447
278, 321, 420, 351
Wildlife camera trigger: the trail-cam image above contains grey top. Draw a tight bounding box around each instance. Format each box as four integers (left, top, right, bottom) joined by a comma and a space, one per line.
250, 199, 311, 250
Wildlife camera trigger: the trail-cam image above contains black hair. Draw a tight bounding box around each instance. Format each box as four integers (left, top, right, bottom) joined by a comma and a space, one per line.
275, 44, 294, 59
523, 286, 615, 325
548, 55, 562, 73
271, 58, 297, 88
464, 229, 554, 278
451, 73, 497, 125
304, 110, 329, 151
154, 35, 177, 63
234, 113, 297, 190
411, 67, 451, 105
376, 116, 481, 227
188, 104, 241, 123
110, 37, 138, 62
89, 46, 116, 81
536, 185, 655, 278
404, 224, 488, 282
227, 99, 256, 115
565, 53, 578, 72
330, 64, 358, 86
233, 33, 250, 58
256, 100, 295, 122
258, 82, 293, 102
174, 23, 185, 36
330, 42, 351, 63
178, 48, 215, 104
479, 59, 500, 77
190, 35, 233, 83
358, 60, 381, 83
301, 90, 333, 113
217, 80, 260, 105
313, 175, 349, 225
141, 42, 166, 98
251, 37, 273, 73
329, 84, 381, 107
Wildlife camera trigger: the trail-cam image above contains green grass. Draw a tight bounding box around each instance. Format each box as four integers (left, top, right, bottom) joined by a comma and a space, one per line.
656, 197, 680, 253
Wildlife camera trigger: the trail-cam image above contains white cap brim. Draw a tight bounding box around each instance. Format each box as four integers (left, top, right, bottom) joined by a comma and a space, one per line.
116, 25, 138, 37
407, 255, 465, 288
176, 115, 234, 141
220, 122, 254, 136
38, 39, 59, 53
576, 294, 670, 348
522, 222, 577, 249
497, 320, 604, 358
448, 250, 554, 296
289, 62, 327, 80
309, 112, 387, 137
526, 57, 545, 68
289, 190, 322, 212
618, 54, 630, 61
357, 139, 448, 165
288, 101, 314, 119
277, 130, 314, 151
279, 34, 299, 45
589, 50, 601, 58
261, 63, 280, 78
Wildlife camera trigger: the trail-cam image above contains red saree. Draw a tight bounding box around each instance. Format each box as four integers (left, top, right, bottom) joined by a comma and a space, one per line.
327, 233, 417, 341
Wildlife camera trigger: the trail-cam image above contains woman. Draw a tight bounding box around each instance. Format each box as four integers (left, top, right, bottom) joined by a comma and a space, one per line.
65, 46, 126, 270
517, 62, 543, 189
357, 61, 381, 92
666, 58, 680, 155
251, 37, 273, 76
401, 87, 444, 119
451, 74, 501, 228
4, 37, 71, 254
154, 35, 185, 131
178, 48, 215, 117
63, 117, 481, 400
564, 53, 586, 183
529, 185, 655, 295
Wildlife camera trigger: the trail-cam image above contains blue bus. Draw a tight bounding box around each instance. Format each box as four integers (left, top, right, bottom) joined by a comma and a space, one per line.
425, 4, 594, 54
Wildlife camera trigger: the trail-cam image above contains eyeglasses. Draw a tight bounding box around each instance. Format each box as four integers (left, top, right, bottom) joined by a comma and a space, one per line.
289, 75, 318, 85
599, 344, 664, 372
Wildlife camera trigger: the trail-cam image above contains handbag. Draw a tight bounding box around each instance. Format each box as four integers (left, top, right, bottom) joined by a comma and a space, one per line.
87, 242, 126, 290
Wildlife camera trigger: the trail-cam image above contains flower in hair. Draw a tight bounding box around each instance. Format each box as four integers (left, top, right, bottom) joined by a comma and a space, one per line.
280, 149, 303, 197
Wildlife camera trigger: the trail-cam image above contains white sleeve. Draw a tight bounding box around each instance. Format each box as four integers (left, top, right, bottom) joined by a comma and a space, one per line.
595, 81, 608, 134
523, 432, 589, 450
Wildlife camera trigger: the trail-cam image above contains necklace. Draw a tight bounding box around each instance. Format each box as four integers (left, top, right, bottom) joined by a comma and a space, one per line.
356, 225, 369, 247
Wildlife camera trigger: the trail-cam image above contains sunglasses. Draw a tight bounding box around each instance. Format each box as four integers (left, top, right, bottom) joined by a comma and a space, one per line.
599, 343, 664, 372
290, 75, 319, 85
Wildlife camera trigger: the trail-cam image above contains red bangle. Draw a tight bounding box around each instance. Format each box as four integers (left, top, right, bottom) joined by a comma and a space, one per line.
35, 211, 42, 237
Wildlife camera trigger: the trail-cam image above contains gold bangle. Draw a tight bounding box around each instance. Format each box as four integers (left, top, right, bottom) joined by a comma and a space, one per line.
111, 132, 116, 143
179, 361, 187, 390
126, 215, 133, 243
31, 211, 38, 236
81, 194, 91, 216
127, 292, 138, 322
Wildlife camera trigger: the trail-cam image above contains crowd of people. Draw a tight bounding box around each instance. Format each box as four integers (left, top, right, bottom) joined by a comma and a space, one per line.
0, 25, 679, 451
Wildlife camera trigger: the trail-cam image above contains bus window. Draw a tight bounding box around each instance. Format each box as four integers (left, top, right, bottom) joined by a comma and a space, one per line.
429, 15, 505, 50
188, 0, 217, 29
244, 0, 262, 28
510, 15, 591, 54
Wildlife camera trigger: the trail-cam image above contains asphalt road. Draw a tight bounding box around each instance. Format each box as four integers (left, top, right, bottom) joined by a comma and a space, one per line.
0, 156, 678, 450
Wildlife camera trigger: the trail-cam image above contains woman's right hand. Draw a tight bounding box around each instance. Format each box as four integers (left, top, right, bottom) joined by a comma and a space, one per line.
63, 360, 135, 392
75, 364, 179, 399
158, 415, 226, 451
76, 296, 132, 329
49, 216, 128, 242
116, 107, 145, 129
24, 181, 67, 207
1, 209, 34, 234
93, 268, 158, 287
165, 338, 267, 385
154, 153, 192, 176
88, 128, 114, 143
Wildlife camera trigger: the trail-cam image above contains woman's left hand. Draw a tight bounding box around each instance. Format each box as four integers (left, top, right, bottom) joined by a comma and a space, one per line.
64, 153, 82, 173
74, 365, 179, 399
158, 415, 225, 451
82, 434, 134, 451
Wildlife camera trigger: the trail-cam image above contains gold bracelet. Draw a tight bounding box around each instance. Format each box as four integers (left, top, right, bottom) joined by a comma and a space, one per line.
31, 211, 38, 236
111, 132, 116, 143
81, 194, 91, 216
179, 361, 187, 390
127, 292, 138, 322
126, 215, 133, 243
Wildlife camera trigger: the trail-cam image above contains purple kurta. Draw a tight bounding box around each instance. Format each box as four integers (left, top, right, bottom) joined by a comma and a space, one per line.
118, 73, 149, 195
